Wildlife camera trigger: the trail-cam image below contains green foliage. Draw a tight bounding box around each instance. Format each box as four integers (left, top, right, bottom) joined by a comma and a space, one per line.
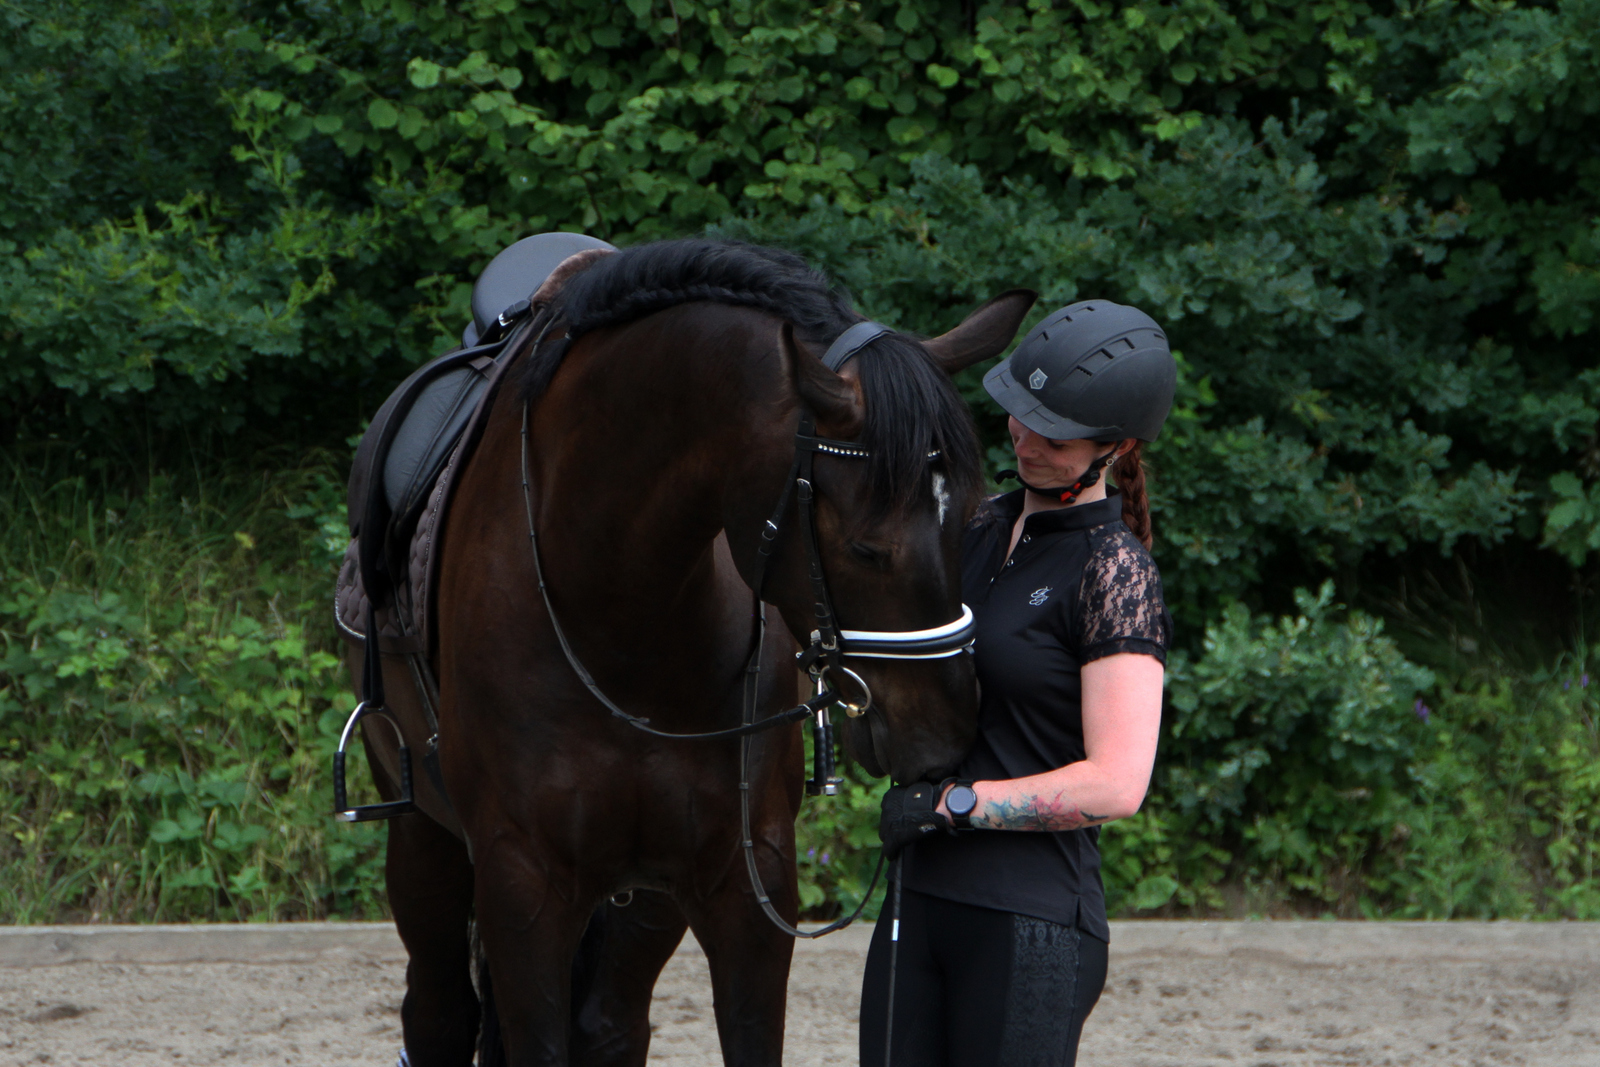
720, 134, 1555, 623
0, 451, 383, 920
1101, 593, 1600, 920
6, 0, 1598, 598
793, 739, 891, 920
1544, 470, 1600, 565
1116, 583, 1436, 911
4, 0, 1600, 921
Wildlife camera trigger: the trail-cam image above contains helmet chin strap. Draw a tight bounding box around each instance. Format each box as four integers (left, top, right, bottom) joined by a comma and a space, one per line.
998, 445, 1119, 505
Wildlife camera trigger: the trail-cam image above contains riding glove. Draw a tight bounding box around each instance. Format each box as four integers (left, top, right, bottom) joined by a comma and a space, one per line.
878, 781, 951, 860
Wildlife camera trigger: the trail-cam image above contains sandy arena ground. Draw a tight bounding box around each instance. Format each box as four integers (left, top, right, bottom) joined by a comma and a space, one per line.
1, 921, 1597, 1066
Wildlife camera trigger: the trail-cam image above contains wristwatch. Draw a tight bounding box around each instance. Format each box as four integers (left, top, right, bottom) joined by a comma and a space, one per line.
943, 779, 979, 830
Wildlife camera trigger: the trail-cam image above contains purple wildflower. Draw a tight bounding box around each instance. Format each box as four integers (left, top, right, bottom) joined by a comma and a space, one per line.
1414, 699, 1431, 724
821, 852, 831, 866
807, 848, 816, 860
1583, 674, 1590, 689
1565, 681, 1572, 691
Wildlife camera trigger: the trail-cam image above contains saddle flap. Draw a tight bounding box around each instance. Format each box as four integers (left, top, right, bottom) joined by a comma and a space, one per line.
383, 363, 491, 520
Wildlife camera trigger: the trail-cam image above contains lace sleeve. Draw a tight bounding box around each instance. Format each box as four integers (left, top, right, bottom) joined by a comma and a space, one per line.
1075, 527, 1170, 665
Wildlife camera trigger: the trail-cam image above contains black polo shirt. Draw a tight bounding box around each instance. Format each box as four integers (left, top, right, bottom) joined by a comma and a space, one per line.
901, 489, 1170, 942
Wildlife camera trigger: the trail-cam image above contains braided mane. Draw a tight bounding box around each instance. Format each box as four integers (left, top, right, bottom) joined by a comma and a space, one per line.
518, 238, 981, 518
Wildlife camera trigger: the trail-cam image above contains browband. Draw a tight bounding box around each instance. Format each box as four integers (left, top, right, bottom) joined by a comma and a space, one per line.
822, 320, 893, 371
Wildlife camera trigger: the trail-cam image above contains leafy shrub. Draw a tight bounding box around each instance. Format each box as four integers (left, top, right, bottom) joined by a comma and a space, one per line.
3, 0, 1599, 923
1101, 583, 1434, 912
0, 451, 383, 921
1100, 591, 1600, 921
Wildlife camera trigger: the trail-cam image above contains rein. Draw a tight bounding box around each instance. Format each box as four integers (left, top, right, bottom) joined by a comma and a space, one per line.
516, 318, 974, 940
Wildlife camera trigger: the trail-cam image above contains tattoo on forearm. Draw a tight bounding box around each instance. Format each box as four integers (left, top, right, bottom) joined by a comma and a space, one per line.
976, 792, 1113, 832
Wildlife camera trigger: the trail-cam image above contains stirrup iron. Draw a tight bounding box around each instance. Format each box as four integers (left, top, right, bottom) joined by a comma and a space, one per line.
332, 701, 417, 822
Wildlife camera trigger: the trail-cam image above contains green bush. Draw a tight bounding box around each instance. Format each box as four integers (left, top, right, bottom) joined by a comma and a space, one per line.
1104, 583, 1436, 913
0, 451, 382, 921
1097, 591, 1600, 920
4, 0, 1599, 922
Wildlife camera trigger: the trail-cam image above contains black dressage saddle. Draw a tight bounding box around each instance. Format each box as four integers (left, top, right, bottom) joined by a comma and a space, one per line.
345, 231, 614, 639
331, 231, 614, 822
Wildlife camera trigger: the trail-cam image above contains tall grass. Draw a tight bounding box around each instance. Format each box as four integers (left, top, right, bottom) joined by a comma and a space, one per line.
0, 442, 383, 921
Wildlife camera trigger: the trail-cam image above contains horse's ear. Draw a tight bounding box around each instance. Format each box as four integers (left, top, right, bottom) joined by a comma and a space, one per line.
921, 289, 1039, 374
785, 322, 865, 439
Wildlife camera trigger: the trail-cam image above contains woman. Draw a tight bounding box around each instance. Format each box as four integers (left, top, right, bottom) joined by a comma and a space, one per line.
861, 299, 1177, 1067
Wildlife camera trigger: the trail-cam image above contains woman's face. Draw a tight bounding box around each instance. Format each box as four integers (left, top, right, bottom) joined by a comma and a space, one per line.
1008, 415, 1111, 488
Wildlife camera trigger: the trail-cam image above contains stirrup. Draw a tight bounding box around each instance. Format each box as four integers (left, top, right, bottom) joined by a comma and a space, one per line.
395, 1050, 410, 1067
332, 701, 417, 822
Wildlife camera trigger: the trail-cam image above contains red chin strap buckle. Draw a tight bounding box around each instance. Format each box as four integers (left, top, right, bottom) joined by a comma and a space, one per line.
1000, 447, 1118, 504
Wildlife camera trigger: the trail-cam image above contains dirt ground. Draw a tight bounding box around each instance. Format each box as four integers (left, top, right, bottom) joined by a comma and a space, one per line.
1, 921, 1597, 1066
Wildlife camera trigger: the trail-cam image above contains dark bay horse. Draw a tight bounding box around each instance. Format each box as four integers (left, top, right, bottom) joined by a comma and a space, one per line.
352, 240, 1033, 1066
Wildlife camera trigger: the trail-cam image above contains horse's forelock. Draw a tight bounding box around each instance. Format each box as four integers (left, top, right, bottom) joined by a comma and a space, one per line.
853, 333, 984, 526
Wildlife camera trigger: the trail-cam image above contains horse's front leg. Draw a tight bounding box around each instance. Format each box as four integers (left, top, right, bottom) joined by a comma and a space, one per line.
472, 836, 596, 1067
386, 807, 480, 1067
569, 889, 689, 1067
684, 788, 800, 1067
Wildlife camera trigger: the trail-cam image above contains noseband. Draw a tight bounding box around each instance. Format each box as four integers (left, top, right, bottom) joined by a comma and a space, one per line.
518, 317, 973, 939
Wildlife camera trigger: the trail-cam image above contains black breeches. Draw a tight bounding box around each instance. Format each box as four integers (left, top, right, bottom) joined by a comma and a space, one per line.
859, 887, 1107, 1067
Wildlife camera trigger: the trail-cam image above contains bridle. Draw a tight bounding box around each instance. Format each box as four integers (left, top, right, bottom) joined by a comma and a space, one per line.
518, 317, 976, 938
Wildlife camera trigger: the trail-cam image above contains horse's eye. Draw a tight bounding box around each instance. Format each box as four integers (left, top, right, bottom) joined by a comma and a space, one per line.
847, 541, 891, 568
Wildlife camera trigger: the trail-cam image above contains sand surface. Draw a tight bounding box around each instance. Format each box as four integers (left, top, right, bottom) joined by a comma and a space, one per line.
1, 921, 1597, 1066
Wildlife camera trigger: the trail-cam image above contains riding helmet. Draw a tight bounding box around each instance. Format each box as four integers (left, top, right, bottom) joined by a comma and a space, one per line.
983, 299, 1176, 442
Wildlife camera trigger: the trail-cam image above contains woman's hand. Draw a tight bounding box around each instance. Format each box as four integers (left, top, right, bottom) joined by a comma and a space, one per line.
936, 652, 1163, 831
879, 781, 950, 859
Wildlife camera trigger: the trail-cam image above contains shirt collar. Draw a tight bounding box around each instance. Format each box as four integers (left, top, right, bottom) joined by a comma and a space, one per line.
986, 488, 1124, 535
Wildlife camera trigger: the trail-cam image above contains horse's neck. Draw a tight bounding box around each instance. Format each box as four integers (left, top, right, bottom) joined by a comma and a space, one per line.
528, 309, 785, 648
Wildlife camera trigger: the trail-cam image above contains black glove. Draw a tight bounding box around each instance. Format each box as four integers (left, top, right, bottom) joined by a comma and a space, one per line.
879, 781, 950, 860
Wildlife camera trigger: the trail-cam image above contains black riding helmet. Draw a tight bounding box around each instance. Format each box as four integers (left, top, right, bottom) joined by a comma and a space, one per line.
983, 299, 1176, 444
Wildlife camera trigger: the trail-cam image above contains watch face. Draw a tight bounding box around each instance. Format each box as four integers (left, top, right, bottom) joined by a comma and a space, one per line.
948, 785, 978, 816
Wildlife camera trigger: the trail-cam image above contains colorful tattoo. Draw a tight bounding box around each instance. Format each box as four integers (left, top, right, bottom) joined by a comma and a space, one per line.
975, 791, 1112, 832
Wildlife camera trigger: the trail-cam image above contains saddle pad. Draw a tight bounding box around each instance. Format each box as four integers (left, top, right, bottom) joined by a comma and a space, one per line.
335, 434, 464, 655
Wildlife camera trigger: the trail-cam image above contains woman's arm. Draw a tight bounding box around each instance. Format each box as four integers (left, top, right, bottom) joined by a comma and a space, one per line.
938, 652, 1163, 831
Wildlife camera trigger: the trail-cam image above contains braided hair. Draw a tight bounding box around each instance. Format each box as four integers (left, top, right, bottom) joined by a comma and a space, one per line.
1111, 443, 1153, 549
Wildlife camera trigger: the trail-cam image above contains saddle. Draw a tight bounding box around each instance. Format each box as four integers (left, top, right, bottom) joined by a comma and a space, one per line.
334, 233, 613, 660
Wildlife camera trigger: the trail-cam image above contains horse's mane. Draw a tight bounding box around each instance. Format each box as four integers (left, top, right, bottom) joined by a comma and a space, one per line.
519, 238, 982, 518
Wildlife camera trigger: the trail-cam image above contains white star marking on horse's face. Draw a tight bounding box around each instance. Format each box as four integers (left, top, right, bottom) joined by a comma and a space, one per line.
932, 472, 950, 527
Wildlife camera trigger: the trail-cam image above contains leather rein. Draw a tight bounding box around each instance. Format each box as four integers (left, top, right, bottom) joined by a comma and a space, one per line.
518, 318, 975, 938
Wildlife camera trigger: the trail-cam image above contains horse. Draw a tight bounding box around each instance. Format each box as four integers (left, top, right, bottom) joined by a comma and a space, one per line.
348, 239, 1034, 1066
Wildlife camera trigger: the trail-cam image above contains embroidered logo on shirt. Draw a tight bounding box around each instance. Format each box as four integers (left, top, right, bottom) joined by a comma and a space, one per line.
1028, 586, 1052, 606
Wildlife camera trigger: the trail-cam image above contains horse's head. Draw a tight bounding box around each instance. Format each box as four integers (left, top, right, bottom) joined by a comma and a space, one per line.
740, 292, 1036, 784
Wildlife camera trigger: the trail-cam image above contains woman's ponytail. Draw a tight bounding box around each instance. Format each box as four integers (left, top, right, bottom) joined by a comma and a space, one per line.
1113, 443, 1153, 550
